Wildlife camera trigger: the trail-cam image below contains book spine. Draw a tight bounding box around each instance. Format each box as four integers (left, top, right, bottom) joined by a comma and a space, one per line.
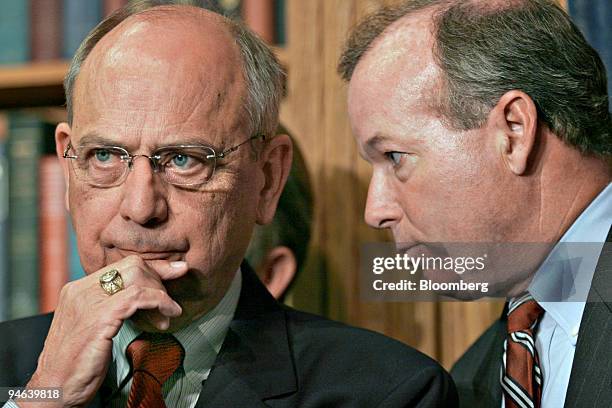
241, 0, 275, 43
39, 155, 68, 313
31, 0, 63, 61
0, 115, 9, 321
103, 0, 128, 17
8, 113, 43, 319
63, 0, 102, 59
0, 0, 30, 64
274, 0, 285, 46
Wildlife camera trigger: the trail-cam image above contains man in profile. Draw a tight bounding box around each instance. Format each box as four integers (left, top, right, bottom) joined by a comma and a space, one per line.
339, 0, 610, 407
0, 1, 457, 407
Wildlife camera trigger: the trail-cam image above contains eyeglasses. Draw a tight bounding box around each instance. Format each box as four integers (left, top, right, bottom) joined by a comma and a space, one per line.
63, 134, 265, 188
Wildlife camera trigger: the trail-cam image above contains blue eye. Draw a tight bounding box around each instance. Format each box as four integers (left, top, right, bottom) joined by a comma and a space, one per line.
385, 151, 404, 166
172, 154, 190, 167
95, 149, 111, 162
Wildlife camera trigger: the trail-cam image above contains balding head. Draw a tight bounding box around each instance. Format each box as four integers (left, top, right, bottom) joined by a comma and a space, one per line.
73, 7, 246, 140
65, 0, 284, 138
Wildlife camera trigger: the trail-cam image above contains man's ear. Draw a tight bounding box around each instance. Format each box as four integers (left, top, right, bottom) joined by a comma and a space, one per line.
55, 122, 72, 211
257, 246, 297, 300
490, 90, 538, 175
256, 134, 292, 224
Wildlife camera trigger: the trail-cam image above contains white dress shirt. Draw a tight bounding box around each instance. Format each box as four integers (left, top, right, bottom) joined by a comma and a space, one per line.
501, 183, 612, 408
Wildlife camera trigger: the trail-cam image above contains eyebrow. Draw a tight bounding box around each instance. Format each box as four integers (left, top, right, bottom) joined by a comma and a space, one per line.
76, 132, 222, 151
77, 133, 122, 148
366, 134, 392, 150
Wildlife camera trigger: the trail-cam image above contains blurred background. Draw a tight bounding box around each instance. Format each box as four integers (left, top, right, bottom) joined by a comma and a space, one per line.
0, 0, 609, 369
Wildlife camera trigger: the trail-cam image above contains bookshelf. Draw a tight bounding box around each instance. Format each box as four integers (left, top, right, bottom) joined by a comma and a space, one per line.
0, 47, 287, 110
0, 61, 69, 109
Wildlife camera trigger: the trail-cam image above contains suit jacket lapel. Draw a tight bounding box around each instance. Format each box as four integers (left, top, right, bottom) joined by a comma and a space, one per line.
195, 263, 297, 407
564, 227, 612, 407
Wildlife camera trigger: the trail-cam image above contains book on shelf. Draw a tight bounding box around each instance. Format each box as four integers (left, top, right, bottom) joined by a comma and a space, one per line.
0, 114, 9, 321
7, 112, 46, 319
31, 0, 63, 61
242, 0, 275, 44
63, 0, 103, 59
39, 155, 69, 313
0, 0, 30, 64
103, 0, 128, 17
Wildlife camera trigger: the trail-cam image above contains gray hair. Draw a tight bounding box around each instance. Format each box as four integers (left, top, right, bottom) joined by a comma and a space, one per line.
338, 0, 611, 155
64, 0, 285, 138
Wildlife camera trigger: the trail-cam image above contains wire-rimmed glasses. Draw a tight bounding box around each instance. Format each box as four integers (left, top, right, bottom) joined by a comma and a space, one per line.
62, 134, 265, 188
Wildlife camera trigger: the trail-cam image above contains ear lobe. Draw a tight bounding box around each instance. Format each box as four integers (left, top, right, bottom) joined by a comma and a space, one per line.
493, 90, 538, 175
255, 134, 293, 224
257, 246, 297, 299
55, 122, 72, 211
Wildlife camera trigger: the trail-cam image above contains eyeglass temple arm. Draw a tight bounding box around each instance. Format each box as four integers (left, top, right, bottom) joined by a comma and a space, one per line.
63, 142, 77, 159
214, 134, 266, 159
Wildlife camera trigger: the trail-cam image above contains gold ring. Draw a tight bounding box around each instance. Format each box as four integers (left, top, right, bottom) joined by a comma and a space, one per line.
99, 269, 124, 296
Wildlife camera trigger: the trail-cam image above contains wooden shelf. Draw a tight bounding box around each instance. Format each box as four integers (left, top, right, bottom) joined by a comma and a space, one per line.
0, 60, 69, 109
0, 46, 287, 111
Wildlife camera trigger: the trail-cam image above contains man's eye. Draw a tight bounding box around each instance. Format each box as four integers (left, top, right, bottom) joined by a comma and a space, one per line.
384, 151, 404, 166
94, 149, 113, 162
171, 154, 190, 168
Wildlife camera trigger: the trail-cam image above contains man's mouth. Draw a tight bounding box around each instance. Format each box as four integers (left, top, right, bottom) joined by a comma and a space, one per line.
116, 248, 185, 261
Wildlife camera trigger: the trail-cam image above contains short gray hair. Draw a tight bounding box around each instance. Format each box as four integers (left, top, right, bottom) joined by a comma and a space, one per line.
338, 0, 611, 155
64, 0, 285, 138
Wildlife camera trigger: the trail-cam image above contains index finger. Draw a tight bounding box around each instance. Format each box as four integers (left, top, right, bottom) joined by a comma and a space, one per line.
144, 259, 190, 281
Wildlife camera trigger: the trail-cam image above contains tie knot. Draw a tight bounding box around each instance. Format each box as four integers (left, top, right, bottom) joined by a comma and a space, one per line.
507, 294, 544, 333
127, 333, 184, 385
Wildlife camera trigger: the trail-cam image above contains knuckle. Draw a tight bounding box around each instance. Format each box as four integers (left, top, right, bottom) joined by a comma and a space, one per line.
126, 254, 144, 266
59, 281, 75, 300
126, 285, 143, 298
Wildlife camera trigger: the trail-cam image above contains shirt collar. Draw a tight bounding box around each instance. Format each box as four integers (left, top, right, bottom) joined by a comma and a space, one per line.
529, 183, 612, 343
112, 267, 242, 387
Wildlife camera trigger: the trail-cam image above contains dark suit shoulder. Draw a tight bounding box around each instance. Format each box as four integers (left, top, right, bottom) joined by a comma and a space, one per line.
282, 307, 458, 407
0, 313, 53, 385
450, 317, 505, 408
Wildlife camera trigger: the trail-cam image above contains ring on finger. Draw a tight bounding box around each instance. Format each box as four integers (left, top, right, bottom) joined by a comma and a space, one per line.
99, 269, 124, 296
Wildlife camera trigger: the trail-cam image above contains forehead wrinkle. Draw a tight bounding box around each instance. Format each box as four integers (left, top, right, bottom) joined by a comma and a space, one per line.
74, 8, 248, 145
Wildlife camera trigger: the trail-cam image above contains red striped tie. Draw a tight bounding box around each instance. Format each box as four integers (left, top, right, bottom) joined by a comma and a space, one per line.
126, 333, 184, 408
501, 294, 544, 408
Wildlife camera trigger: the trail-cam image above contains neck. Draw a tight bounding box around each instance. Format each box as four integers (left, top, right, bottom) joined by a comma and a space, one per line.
528, 131, 610, 243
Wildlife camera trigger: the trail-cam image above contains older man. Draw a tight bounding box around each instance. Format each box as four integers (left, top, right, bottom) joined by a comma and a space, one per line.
0, 1, 457, 407
339, 0, 611, 407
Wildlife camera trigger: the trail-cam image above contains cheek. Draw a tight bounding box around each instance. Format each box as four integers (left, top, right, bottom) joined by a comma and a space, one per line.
398, 142, 502, 238
176, 183, 257, 272
68, 183, 120, 273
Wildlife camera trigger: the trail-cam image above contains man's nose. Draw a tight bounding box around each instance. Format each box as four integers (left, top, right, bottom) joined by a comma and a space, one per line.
119, 156, 169, 226
364, 172, 402, 229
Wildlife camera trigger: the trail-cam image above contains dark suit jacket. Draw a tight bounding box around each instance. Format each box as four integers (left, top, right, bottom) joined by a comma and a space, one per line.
0, 265, 458, 407
451, 227, 612, 408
